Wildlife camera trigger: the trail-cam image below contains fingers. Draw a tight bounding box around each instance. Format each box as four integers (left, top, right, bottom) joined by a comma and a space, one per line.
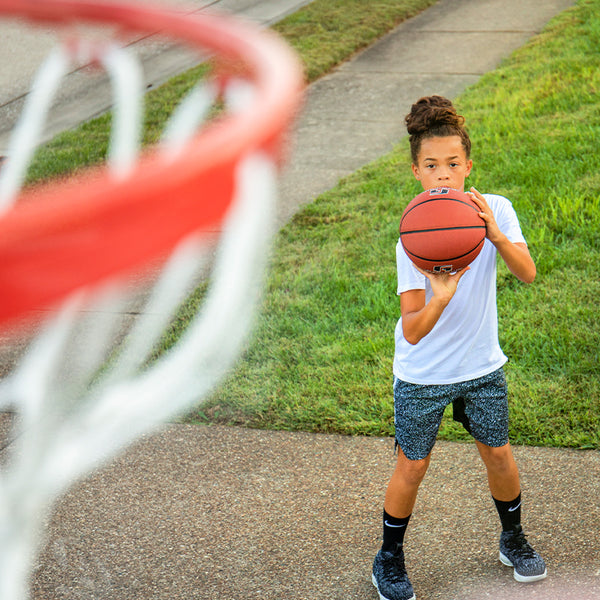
453, 266, 471, 280
467, 186, 485, 204
414, 264, 471, 278
467, 187, 490, 218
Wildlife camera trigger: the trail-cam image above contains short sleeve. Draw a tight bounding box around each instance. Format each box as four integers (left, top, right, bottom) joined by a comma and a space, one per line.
489, 194, 527, 245
396, 238, 426, 295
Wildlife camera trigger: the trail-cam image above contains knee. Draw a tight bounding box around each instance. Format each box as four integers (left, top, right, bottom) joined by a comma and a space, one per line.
394, 454, 430, 486
478, 443, 515, 473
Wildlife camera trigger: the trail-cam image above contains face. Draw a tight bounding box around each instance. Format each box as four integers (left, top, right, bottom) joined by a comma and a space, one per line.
411, 135, 472, 192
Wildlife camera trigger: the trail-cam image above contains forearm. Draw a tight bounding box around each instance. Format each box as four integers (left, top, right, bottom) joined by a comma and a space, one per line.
493, 237, 536, 284
402, 296, 448, 345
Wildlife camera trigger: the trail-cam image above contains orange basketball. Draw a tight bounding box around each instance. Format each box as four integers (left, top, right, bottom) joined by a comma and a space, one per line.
399, 187, 486, 272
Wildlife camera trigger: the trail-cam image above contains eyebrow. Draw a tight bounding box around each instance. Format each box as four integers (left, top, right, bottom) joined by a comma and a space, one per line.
424, 155, 461, 162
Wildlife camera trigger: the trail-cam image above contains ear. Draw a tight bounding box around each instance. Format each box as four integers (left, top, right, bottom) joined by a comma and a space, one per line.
465, 159, 473, 178
411, 163, 421, 181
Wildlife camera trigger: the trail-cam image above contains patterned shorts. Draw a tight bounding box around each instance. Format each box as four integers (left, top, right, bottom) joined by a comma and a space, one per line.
393, 367, 509, 460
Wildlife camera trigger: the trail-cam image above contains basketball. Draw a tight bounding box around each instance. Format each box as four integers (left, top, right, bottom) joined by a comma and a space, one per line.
399, 187, 486, 272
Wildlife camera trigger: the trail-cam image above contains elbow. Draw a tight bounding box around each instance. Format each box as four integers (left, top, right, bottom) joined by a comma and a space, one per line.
521, 265, 537, 285
512, 261, 536, 284
515, 247, 537, 284
403, 329, 422, 346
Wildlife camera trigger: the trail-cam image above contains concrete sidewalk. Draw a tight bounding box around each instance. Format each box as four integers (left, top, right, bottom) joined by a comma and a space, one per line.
0, 0, 315, 153
31, 425, 600, 600
2, 0, 599, 599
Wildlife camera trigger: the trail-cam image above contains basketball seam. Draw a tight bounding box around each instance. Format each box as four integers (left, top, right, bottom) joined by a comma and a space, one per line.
401, 197, 479, 223
404, 238, 485, 263
399, 225, 486, 236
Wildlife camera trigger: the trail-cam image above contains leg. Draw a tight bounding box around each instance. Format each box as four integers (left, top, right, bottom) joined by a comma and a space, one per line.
475, 440, 520, 501
384, 445, 431, 518
387, 376, 445, 518
372, 447, 428, 600
476, 441, 547, 583
372, 378, 444, 600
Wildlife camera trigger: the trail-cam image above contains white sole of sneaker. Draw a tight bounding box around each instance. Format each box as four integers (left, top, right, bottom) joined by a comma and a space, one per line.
499, 551, 548, 583
371, 573, 416, 600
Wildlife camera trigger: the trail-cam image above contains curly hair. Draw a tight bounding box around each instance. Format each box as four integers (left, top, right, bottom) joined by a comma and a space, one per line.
405, 96, 471, 163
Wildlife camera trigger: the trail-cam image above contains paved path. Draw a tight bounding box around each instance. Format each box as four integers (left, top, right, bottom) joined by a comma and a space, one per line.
30, 425, 600, 600
2, 1, 599, 599
0, 0, 315, 153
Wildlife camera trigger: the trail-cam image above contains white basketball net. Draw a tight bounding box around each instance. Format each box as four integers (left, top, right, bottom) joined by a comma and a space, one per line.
0, 33, 277, 600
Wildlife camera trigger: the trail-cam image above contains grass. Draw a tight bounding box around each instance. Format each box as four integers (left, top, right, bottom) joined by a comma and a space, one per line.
15, 0, 599, 449
272, 0, 439, 82
193, 0, 600, 450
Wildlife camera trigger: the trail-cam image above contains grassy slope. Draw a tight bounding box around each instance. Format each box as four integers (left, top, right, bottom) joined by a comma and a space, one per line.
195, 0, 600, 450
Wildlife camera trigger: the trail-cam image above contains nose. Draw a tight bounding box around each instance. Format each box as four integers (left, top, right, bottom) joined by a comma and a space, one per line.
437, 167, 450, 180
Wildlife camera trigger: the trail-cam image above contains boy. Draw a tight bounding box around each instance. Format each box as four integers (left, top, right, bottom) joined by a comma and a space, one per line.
371, 96, 546, 600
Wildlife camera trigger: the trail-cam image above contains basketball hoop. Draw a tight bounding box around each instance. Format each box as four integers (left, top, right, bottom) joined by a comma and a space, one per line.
0, 2, 303, 598
0, 0, 303, 325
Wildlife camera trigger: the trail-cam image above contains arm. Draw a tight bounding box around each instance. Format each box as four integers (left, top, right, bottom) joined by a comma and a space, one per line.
468, 187, 536, 284
401, 267, 470, 345
494, 240, 536, 284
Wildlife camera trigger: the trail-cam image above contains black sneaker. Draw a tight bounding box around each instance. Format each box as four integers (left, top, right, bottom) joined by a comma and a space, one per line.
372, 545, 416, 600
499, 525, 547, 582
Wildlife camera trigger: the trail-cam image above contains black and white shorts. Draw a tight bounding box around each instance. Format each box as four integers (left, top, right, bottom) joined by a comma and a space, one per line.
393, 367, 509, 460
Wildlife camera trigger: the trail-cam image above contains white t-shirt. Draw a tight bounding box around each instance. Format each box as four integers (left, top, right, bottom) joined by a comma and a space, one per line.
393, 193, 526, 385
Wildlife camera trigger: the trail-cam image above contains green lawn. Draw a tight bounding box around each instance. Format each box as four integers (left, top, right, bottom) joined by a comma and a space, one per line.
195, 0, 600, 450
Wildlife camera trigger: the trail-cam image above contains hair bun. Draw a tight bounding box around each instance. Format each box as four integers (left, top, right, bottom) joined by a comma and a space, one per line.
405, 95, 465, 136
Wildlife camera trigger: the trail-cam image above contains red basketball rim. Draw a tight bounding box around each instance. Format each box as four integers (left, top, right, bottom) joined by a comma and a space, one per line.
0, 0, 304, 327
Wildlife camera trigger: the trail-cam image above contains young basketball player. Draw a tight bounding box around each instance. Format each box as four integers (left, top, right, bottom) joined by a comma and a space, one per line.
371, 96, 546, 600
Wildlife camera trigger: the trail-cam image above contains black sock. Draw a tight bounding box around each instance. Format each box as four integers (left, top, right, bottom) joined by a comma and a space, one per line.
382, 509, 410, 552
493, 492, 522, 532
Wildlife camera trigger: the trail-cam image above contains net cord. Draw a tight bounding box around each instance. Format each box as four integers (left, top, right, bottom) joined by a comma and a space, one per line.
0, 40, 143, 213
0, 25, 278, 599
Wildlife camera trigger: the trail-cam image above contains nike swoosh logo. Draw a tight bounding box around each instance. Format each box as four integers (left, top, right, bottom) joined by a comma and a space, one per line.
508, 502, 522, 512
384, 521, 407, 528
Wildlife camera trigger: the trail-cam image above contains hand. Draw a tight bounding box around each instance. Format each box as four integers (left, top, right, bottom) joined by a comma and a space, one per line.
414, 265, 470, 305
467, 187, 503, 244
